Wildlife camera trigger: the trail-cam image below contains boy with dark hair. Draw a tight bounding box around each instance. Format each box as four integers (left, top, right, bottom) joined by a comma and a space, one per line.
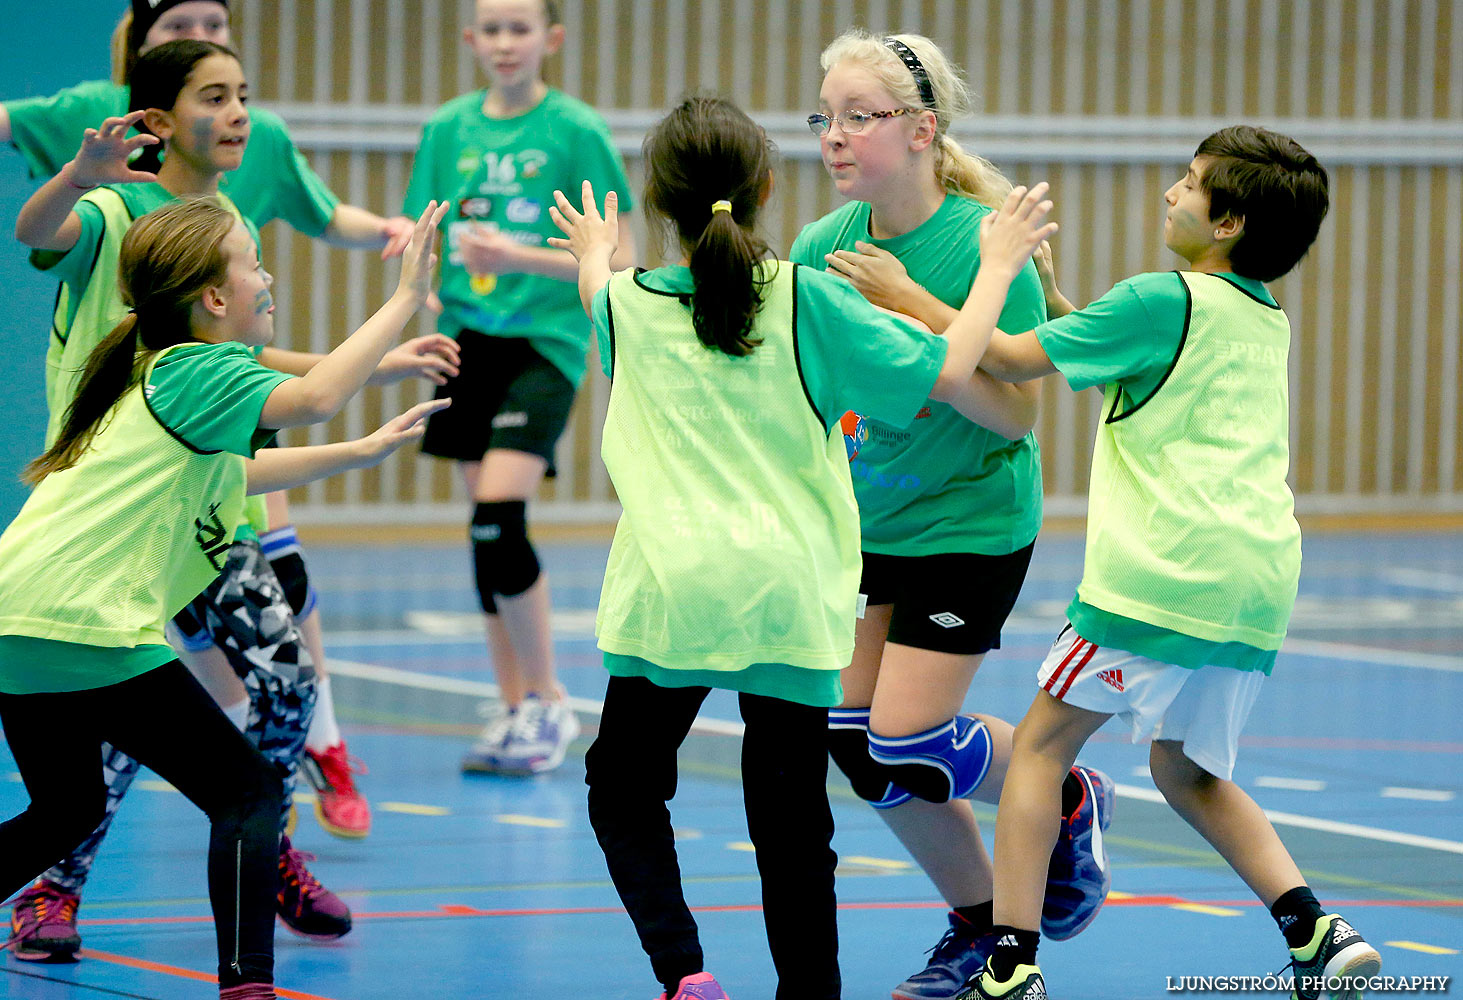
950, 127, 1381, 1000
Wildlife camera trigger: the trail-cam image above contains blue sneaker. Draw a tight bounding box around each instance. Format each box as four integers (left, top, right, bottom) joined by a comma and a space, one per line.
954, 962, 1046, 1000
893, 912, 997, 1000
460, 702, 516, 774
1041, 764, 1114, 940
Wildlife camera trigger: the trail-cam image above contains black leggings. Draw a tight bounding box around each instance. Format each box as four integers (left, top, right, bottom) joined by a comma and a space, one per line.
0, 660, 282, 987
585, 675, 840, 1000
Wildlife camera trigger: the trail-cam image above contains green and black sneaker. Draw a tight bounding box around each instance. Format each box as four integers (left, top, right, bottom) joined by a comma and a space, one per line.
1289, 914, 1381, 1000
955, 964, 1047, 1000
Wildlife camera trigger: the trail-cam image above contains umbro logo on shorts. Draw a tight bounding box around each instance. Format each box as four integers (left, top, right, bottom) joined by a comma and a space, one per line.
1096, 668, 1125, 692
491, 411, 529, 429
929, 612, 965, 628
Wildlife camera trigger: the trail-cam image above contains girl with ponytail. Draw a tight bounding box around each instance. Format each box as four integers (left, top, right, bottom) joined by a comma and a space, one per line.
0, 196, 448, 1000
548, 95, 1055, 1000
789, 30, 1100, 1000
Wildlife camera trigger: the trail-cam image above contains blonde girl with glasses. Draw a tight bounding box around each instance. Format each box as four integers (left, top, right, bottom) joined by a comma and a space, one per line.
790, 29, 1113, 1000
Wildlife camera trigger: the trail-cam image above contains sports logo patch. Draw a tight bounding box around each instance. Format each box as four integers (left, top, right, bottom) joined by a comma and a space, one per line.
840, 411, 868, 461
929, 612, 965, 628
1096, 668, 1125, 692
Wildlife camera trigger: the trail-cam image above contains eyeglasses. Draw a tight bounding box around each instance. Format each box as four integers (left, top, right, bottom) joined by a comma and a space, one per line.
806, 108, 911, 136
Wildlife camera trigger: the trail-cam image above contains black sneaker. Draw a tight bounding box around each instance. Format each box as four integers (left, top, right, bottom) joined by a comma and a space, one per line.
954, 963, 1046, 1000
1289, 914, 1381, 1000
893, 912, 997, 999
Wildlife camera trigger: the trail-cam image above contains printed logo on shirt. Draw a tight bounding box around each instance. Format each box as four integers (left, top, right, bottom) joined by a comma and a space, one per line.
929, 612, 965, 628
506, 198, 542, 224
194, 502, 231, 572
458, 196, 493, 220
492, 411, 529, 429
914, 405, 933, 420
840, 411, 869, 462
1096, 668, 1125, 692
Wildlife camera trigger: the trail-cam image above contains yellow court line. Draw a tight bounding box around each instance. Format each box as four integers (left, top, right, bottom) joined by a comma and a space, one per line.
1170, 903, 1244, 917
1385, 940, 1459, 955
495, 813, 567, 828
726, 841, 756, 853
842, 855, 915, 870
381, 802, 451, 816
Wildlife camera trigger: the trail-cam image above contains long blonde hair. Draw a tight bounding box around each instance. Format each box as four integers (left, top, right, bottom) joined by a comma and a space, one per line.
819, 29, 1011, 209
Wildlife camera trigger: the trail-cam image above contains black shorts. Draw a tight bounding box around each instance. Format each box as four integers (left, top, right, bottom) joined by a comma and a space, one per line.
859, 543, 1036, 655
419, 331, 576, 470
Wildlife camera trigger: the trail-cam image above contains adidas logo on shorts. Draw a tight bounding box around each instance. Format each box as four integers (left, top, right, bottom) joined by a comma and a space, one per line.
929, 612, 965, 628
1097, 668, 1125, 692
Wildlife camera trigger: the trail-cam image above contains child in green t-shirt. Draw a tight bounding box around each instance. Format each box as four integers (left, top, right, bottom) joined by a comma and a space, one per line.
549, 94, 1055, 1000
955, 128, 1381, 1000
0, 196, 447, 1000
789, 31, 1101, 999
403, 0, 637, 778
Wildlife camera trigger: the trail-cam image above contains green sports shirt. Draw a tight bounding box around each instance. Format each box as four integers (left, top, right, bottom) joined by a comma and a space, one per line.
403, 89, 633, 388
790, 194, 1046, 557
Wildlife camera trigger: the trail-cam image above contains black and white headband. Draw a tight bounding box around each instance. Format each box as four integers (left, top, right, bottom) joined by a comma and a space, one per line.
884, 36, 936, 110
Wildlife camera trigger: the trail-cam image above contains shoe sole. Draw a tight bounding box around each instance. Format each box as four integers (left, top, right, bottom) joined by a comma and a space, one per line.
1323, 943, 1382, 1000
276, 916, 352, 941
313, 799, 370, 840
9, 944, 81, 963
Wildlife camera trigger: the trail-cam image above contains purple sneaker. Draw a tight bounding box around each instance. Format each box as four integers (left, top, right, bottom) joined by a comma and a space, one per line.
5, 880, 82, 962
656, 972, 731, 1000
276, 835, 352, 939
1042, 764, 1115, 940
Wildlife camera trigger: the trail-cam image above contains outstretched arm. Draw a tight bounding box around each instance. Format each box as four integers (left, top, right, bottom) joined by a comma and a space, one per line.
324, 203, 416, 259
15, 110, 157, 251
247, 398, 448, 493
978, 330, 1059, 383
258, 200, 448, 429
258, 333, 461, 386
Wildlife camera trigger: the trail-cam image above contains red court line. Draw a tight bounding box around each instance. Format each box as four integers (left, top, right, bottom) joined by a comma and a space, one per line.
82, 949, 338, 1000
77, 896, 1463, 929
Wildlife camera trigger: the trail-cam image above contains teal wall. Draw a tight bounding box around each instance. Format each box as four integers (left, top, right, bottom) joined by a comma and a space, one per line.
0, 4, 116, 525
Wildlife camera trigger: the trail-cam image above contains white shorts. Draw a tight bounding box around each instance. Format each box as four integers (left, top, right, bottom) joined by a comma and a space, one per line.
1036, 623, 1266, 780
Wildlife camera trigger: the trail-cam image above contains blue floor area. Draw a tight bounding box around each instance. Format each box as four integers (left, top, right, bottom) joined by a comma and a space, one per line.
2, 531, 1460, 998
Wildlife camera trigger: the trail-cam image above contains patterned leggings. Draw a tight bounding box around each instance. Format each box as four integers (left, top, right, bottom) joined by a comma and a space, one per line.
42, 538, 316, 893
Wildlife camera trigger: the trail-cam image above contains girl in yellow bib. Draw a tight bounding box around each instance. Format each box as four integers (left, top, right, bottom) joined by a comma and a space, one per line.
0, 196, 447, 1000
548, 97, 1054, 1000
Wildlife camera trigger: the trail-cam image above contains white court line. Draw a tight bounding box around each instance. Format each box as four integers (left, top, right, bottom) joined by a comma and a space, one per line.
1113, 783, 1463, 857
326, 657, 1463, 855
1381, 787, 1457, 802
1382, 568, 1463, 593
1254, 777, 1328, 792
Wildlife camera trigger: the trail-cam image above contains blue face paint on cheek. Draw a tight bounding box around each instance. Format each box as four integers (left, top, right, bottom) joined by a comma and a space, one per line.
253, 288, 273, 314
189, 114, 216, 150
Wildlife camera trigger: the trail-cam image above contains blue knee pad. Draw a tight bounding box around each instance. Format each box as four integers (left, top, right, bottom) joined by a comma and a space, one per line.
259, 525, 318, 618
471, 501, 541, 614
828, 708, 913, 810
868, 716, 994, 803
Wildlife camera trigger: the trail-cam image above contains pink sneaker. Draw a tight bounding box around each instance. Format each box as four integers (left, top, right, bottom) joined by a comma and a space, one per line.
655, 972, 731, 1000
276, 835, 352, 939
302, 741, 371, 839
5, 880, 81, 962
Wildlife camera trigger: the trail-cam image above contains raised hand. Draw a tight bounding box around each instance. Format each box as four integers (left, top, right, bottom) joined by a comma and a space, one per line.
68, 111, 159, 188
372, 334, 462, 386
395, 200, 450, 306
457, 222, 522, 276
380, 215, 415, 260
978, 182, 1059, 279
547, 179, 618, 264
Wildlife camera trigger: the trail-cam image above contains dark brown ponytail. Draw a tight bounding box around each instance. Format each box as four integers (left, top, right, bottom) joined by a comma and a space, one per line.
642, 97, 776, 357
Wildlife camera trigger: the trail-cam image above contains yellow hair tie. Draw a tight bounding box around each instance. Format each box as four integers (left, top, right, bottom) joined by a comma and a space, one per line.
711, 200, 733, 215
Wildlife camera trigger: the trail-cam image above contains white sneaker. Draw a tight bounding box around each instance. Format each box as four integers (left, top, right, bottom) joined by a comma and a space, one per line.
494, 694, 580, 775
461, 701, 516, 773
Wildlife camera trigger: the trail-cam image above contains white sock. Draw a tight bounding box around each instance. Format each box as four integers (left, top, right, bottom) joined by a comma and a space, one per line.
306, 673, 342, 752
222, 697, 250, 732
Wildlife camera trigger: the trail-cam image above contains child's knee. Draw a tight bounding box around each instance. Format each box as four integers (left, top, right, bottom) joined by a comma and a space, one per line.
1149, 739, 1215, 795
